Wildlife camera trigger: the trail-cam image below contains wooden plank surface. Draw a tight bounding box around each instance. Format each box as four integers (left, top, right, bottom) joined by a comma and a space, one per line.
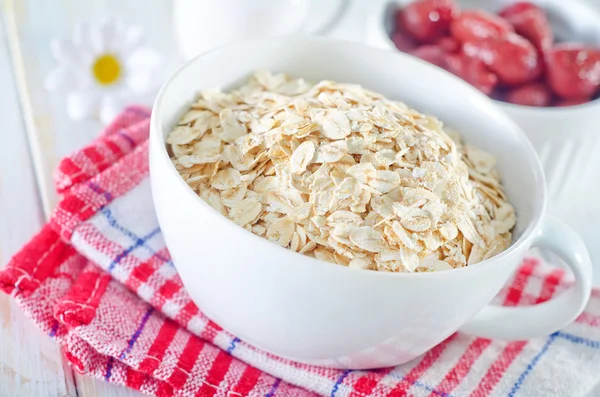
0, 10, 76, 397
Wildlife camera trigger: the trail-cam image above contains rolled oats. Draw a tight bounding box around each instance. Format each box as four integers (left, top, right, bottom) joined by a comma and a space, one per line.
167, 71, 516, 273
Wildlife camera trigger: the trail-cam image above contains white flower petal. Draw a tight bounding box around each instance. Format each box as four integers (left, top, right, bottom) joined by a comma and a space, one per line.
66, 91, 98, 120
72, 22, 91, 49
126, 47, 161, 70
77, 68, 95, 88
125, 71, 154, 94
120, 25, 145, 53
99, 95, 125, 125
89, 26, 106, 55
46, 65, 93, 91
98, 19, 118, 50
71, 23, 96, 64
50, 38, 81, 65
45, 68, 70, 90
111, 19, 126, 37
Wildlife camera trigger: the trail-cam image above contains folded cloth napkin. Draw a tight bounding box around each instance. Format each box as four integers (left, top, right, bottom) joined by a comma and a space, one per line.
2, 106, 600, 397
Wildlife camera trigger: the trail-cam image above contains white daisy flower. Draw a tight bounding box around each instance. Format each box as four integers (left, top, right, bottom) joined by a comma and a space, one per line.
45, 20, 161, 124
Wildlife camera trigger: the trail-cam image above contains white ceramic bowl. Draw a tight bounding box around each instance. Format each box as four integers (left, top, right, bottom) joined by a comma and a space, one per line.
366, 0, 600, 209
149, 37, 592, 369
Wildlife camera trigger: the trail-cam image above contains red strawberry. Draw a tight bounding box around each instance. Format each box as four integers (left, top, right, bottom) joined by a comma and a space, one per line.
554, 98, 591, 107
391, 30, 417, 52
499, 2, 553, 52
450, 10, 513, 42
546, 44, 600, 99
397, 0, 459, 43
463, 33, 542, 86
444, 52, 463, 74
499, 1, 539, 16
505, 83, 552, 106
410, 45, 448, 68
444, 52, 498, 94
436, 36, 460, 53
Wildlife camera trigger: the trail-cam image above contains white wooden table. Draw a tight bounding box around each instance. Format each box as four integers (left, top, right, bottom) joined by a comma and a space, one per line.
1, 0, 600, 396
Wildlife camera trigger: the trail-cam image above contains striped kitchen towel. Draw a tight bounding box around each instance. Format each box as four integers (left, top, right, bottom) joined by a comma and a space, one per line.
1, 105, 600, 397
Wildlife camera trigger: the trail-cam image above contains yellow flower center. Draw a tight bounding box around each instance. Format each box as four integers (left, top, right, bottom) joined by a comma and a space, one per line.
92, 54, 121, 85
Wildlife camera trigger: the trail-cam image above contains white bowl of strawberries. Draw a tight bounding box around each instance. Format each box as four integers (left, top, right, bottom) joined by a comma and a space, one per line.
367, 0, 600, 209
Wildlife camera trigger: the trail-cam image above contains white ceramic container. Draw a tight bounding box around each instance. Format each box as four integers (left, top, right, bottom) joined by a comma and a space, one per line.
366, 0, 600, 210
172, 0, 347, 60
150, 37, 592, 369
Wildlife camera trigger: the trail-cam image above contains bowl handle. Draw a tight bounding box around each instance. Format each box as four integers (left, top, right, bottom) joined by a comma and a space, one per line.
459, 216, 593, 340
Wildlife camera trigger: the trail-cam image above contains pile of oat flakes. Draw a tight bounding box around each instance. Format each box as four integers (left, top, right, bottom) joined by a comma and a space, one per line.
167, 71, 516, 272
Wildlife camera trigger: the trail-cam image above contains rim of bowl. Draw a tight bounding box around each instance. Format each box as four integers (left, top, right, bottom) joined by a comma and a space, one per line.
495, 97, 600, 113
373, 0, 600, 113
151, 36, 546, 279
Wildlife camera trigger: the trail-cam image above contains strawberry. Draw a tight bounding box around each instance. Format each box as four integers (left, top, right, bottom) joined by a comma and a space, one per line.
450, 10, 513, 42
499, 1, 539, 16
499, 2, 553, 52
463, 33, 542, 86
410, 45, 448, 68
444, 52, 498, 94
397, 0, 459, 43
546, 44, 600, 99
554, 98, 592, 107
435, 36, 460, 53
505, 82, 552, 106
391, 30, 417, 52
